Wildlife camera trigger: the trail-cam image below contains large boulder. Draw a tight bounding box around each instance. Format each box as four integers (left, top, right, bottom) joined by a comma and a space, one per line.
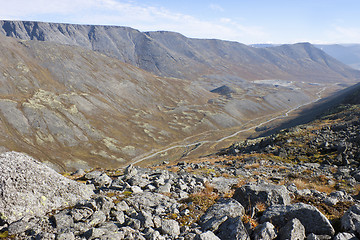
0, 151, 94, 224
199, 198, 245, 231
216, 216, 250, 240
260, 203, 335, 236
232, 183, 291, 211
341, 204, 360, 234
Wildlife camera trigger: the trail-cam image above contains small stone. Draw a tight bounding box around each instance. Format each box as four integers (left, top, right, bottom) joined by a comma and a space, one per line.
114, 201, 130, 212
252, 222, 277, 240
87, 211, 107, 227
52, 211, 74, 232
157, 182, 172, 193
93, 173, 112, 187
71, 169, 85, 177
7, 217, 35, 235
161, 219, 180, 237
111, 209, 125, 224
124, 164, 138, 178
195, 231, 221, 240
57, 232, 75, 240
279, 218, 305, 240
84, 171, 103, 180
131, 185, 143, 193
71, 207, 94, 222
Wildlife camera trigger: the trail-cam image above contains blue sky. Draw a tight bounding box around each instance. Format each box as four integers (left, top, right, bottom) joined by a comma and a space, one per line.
1, 0, 360, 44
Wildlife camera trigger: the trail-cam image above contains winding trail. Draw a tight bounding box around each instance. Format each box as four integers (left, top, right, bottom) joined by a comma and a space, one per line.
132, 86, 328, 165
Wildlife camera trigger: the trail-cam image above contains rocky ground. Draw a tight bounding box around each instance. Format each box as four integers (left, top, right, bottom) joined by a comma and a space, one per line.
1, 104, 360, 240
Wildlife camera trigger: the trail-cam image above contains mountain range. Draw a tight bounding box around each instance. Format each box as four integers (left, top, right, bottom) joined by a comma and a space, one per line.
0, 20, 359, 170
253, 43, 360, 71
316, 44, 360, 70
1, 20, 359, 84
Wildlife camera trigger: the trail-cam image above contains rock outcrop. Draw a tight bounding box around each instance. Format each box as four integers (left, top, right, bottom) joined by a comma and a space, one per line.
261, 203, 335, 236
0, 152, 93, 224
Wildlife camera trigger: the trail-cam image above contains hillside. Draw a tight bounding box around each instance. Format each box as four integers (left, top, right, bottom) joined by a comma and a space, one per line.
1, 20, 359, 84
0, 33, 324, 171
316, 44, 360, 70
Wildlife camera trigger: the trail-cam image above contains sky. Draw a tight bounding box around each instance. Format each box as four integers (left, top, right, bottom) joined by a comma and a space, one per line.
1, 0, 360, 44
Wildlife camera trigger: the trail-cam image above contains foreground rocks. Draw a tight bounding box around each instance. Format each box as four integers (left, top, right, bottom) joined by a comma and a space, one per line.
0, 152, 93, 224
1, 149, 360, 239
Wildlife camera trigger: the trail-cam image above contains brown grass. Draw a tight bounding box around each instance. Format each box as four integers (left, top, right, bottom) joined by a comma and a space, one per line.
255, 202, 267, 213
242, 214, 259, 228
244, 163, 260, 169
292, 178, 335, 194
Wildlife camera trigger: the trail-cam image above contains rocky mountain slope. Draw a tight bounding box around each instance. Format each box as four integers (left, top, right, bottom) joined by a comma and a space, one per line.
1, 20, 359, 84
2, 93, 360, 239
0, 33, 324, 171
316, 44, 360, 70
1, 20, 360, 171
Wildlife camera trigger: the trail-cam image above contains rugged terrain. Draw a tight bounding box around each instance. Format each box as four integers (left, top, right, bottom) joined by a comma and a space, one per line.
1, 21, 359, 169
0, 31, 338, 171
1, 92, 360, 239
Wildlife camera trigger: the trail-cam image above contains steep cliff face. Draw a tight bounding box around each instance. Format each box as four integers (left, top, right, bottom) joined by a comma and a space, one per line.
1, 20, 359, 83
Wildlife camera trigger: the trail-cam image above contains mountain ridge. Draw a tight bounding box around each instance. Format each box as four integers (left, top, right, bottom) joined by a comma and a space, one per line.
1, 20, 359, 84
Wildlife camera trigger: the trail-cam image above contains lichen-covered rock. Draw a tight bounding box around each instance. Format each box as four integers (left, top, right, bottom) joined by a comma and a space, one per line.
260, 203, 335, 236
161, 219, 180, 237
0, 152, 94, 224
199, 198, 245, 231
233, 183, 291, 211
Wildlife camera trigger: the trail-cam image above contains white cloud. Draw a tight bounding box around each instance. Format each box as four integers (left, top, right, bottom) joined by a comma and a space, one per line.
0, 0, 267, 43
209, 4, 224, 12
325, 25, 360, 43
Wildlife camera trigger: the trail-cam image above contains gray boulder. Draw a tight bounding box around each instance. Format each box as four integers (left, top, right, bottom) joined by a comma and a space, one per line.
216, 216, 250, 240
124, 164, 138, 179
252, 222, 277, 240
199, 198, 245, 231
195, 231, 221, 240
57, 232, 75, 240
211, 177, 239, 193
341, 204, 360, 233
161, 219, 180, 237
260, 203, 335, 236
125, 192, 178, 213
0, 152, 93, 224
52, 211, 74, 232
233, 183, 291, 211
278, 218, 306, 240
